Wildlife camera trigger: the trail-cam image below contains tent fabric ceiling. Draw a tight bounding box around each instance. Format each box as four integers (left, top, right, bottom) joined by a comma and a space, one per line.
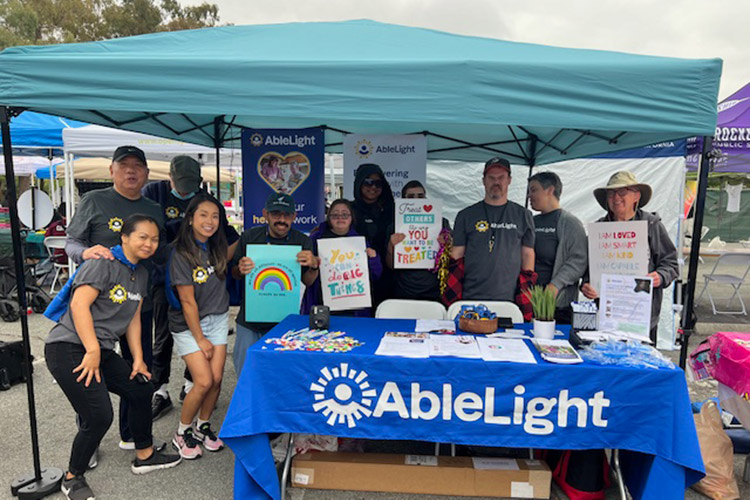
0, 19, 721, 165
0, 111, 86, 155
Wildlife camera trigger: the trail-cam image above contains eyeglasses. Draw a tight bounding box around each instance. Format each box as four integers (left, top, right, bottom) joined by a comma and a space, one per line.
606, 188, 637, 198
363, 178, 383, 188
329, 213, 352, 220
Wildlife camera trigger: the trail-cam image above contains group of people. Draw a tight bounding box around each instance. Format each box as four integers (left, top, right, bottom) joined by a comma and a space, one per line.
45, 146, 678, 500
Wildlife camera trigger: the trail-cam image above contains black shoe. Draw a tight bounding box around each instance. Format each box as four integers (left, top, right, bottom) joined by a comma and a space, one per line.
61, 474, 95, 500
179, 383, 192, 403
131, 450, 182, 475
151, 393, 173, 421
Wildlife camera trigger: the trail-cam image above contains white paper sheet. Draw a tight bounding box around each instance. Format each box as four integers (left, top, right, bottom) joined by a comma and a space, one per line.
476, 338, 537, 364
598, 273, 653, 342
429, 334, 481, 358
375, 332, 431, 358
472, 457, 520, 470
415, 319, 456, 333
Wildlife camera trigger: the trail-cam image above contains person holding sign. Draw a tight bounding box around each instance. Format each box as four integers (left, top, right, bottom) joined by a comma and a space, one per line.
580, 171, 678, 342
302, 199, 382, 316
386, 181, 452, 301
230, 193, 318, 374
527, 172, 587, 324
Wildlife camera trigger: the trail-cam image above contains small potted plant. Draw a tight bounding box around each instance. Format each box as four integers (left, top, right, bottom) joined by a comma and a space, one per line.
523, 285, 556, 339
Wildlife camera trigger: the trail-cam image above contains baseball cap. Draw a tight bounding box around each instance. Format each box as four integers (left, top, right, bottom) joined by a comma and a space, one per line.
112, 145, 147, 166
483, 157, 511, 175
169, 155, 203, 194
265, 193, 295, 214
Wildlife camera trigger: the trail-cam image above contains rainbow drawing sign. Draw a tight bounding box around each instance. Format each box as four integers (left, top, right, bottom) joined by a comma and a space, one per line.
318, 236, 372, 311
245, 244, 301, 323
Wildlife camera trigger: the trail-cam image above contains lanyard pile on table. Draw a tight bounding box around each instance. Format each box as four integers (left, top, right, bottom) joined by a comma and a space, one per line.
265, 327, 363, 352
456, 304, 497, 321
579, 339, 675, 369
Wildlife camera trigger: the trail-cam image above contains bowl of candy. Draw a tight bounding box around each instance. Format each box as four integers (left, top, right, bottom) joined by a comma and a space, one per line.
456, 304, 498, 334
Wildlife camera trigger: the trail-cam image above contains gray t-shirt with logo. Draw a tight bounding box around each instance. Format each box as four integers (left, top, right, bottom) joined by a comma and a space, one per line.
46, 258, 149, 350
168, 247, 230, 333
453, 200, 535, 301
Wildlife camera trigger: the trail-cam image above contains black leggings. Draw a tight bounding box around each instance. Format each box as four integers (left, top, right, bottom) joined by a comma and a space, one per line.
45, 342, 154, 476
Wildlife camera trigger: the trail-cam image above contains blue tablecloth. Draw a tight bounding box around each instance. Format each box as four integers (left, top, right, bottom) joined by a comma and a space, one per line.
221, 315, 704, 500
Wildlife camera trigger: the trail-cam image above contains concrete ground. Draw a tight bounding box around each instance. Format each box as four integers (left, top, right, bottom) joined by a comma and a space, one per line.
1, 253, 749, 499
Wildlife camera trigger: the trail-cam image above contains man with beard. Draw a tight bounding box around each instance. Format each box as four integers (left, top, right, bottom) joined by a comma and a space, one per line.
451, 157, 535, 301
230, 193, 318, 374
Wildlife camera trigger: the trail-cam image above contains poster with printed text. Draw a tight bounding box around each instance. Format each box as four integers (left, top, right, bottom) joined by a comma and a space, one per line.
318, 236, 372, 311
245, 244, 301, 323
394, 199, 442, 269
343, 134, 426, 199
241, 128, 325, 233
587, 220, 649, 293
598, 274, 653, 342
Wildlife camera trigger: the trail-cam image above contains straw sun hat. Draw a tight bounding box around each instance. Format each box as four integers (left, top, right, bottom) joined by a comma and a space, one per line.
593, 171, 652, 210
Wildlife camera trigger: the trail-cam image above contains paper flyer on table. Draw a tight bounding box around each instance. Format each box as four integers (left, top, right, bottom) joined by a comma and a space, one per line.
429, 334, 481, 358
415, 319, 456, 333
476, 338, 537, 364
244, 244, 301, 323
394, 198, 442, 269
532, 339, 583, 364
317, 236, 372, 311
598, 273, 653, 342
375, 332, 431, 358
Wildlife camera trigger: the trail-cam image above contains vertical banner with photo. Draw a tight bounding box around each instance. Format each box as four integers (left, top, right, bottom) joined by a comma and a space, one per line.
241, 128, 325, 233
587, 220, 649, 293
343, 134, 427, 199
394, 199, 442, 269
245, 244, 301, 323
318, 236, 372, 311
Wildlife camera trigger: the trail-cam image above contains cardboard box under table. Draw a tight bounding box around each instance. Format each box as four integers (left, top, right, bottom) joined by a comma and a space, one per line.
292, 452, 551, 498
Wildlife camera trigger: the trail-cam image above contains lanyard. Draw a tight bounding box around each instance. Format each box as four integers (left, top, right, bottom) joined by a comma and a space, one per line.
482, 202, 506, 253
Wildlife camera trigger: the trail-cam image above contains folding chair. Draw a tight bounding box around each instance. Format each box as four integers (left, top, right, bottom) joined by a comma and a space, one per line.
43, 236, 68, 294
375, 299, 446, 320
696, 252, 750, 315
446, 300, 523, 323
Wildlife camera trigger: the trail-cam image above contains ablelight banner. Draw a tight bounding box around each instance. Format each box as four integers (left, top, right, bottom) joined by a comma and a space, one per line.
318, 236, 372, 311
241, 128, 325, 232
343, 134, 427, 199
245, 244, 301, 323
394, 199, 442, 269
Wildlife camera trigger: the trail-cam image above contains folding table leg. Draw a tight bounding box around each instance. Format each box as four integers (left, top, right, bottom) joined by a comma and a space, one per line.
744, 454, 749, 482
280, 434, 294, 500
611, 449, 627, 500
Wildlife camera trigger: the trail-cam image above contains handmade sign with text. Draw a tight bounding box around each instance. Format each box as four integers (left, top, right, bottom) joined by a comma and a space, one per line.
587, 220, 649, 293
318, 236, 372, 311
245, 244, 301, 323
394, 199, 442, 269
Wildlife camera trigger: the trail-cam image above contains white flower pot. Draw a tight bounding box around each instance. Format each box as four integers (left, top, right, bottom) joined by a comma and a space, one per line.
533, 319, 556, 340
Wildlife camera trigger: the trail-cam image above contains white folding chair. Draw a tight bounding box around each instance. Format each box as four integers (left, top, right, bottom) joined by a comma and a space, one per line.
446, 300, 523, 323
375, 299, 446, 320
43, 236, 69, 294
696, 252, 750, 315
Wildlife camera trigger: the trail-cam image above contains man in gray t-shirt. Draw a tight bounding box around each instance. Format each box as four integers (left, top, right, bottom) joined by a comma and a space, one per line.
452, 157, 535, 301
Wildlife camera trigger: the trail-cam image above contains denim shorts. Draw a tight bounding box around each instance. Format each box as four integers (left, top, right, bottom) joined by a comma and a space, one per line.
171, 311, 229, 357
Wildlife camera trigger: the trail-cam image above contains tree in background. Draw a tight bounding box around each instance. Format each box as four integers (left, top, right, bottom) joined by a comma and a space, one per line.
0, 0, 221, 49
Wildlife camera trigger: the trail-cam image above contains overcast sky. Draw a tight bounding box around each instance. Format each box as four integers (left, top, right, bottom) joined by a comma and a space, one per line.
184, 0, 747, 100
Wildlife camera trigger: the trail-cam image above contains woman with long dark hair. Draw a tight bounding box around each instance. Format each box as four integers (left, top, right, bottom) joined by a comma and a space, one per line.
167, 194, 229, 459
45, 214, 181, 500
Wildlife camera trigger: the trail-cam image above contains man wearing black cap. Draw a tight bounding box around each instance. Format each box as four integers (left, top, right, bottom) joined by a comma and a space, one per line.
230, 193, 318, 374
65, 145, 166, 460
142, 155, 239, 420
451, 157, 535, 301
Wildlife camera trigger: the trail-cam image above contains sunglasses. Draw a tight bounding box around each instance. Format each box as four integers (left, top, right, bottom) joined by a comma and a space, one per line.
606, 188, 638, 198
363, 178, 384, 188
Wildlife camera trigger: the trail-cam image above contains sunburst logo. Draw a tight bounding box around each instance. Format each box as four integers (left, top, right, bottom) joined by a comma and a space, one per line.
310, 363, 376, 428
108, 217, 123, 232
355, 139, 373, 158
475, 220, 489, 232
109, 284, 127, 304
250, 133, 263, 147
192, 266, 209, 284
165, 206, 180, 219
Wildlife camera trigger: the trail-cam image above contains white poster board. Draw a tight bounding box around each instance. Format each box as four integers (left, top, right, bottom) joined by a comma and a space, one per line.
598, 273, 653, 342
394, 199, 442, 269
343, 134, 427, 199
587, 220, 649, 293
318, 236, 372, 311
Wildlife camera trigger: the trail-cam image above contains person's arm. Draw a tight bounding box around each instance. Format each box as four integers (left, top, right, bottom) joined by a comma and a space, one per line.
521, 246, 535, 271
298, 250, 319, 287
230, 232, 248, 279
649, 219, 679, 289
386, 233, 406, 269
521, 209, 535, 271
176, 284, 213, 359
69, 285, 103, 386
227, 241, 239, 261
450, 210, 467, 260
550, 215, 588, 292
125, 300, 150, 380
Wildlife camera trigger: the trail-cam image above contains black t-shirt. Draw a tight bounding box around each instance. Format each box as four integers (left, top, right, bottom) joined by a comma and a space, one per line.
534, 209, 561, 287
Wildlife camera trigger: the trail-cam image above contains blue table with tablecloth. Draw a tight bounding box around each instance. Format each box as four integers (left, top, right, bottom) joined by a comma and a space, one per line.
220, 315, 704, 500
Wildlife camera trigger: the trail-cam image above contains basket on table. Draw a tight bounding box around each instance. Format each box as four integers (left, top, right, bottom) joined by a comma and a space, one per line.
459, 316, 498, 334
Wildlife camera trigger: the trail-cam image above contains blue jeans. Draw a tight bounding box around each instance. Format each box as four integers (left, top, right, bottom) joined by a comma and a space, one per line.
232, 324, 264, 377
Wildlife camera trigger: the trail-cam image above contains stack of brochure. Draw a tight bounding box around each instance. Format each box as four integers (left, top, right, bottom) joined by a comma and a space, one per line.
532, 339, 583, 364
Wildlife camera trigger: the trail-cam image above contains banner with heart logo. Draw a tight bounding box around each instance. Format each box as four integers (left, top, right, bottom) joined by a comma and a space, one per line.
394, 199, 442, 269
242, 128, 325, 232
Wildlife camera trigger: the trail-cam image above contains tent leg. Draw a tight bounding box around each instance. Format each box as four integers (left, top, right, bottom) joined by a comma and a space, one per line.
1, 106, 63, 498
214, 116, 223, 202
679, 136, 714, 368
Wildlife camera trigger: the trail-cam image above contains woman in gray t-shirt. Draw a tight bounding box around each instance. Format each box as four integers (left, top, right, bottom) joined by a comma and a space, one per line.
45, 214, 181, 499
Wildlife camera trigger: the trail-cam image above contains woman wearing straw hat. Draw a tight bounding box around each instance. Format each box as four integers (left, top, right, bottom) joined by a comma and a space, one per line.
581, 171, 678, 342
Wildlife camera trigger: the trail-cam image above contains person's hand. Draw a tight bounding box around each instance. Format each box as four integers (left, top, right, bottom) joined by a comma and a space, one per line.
82, 245, 114, 261
129, 359, 151, 381
581, 283, 599, 300
366, 248, 376, 258
297, 250, 317, 268
437, 232, 452, 247
547, 283, 558, 296
647, 271, 662, 288
197, 337, 214, 360
389, 233, 406, 248
73, 349, 101, 387
237, 256, 255, 275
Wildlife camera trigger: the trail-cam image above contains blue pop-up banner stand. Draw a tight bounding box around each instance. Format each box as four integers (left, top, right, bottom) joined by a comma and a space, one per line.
241, 128, 325, 233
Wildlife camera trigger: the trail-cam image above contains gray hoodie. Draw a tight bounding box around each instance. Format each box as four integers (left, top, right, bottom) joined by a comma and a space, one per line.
549, 209, 588, 310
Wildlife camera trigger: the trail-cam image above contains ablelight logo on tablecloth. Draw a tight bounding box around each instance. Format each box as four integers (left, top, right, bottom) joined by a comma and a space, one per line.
310, 363, 611, 434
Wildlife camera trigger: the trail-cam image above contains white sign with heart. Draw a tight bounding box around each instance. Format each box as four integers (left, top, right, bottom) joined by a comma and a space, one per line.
394, 199, 443, 269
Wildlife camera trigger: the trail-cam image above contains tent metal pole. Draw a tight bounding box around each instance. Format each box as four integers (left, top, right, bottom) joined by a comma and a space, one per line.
679, 135, 713, 369
524, 135, 538, 209
214, 116, 223, 202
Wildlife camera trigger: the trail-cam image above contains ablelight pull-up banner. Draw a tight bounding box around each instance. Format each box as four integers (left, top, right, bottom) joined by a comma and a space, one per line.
241, 128, 325, 232
343, 134, 427, 199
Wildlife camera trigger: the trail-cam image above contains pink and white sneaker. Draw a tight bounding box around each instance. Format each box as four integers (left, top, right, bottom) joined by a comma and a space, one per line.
172, 428, 203, 460
194, 422, 224, 452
